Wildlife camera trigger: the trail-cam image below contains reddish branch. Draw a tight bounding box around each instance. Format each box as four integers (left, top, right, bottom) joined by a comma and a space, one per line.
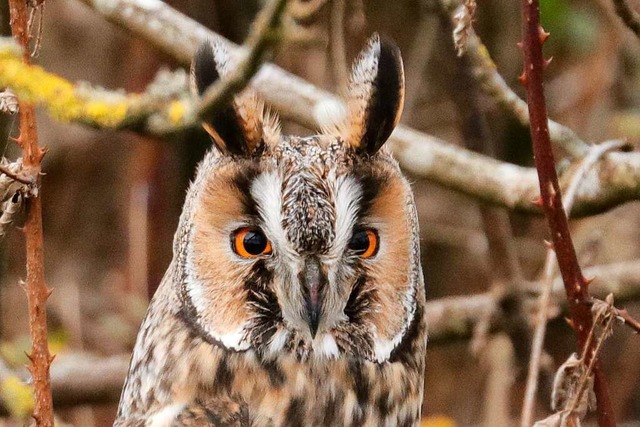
8, 0, 54, 426
520, 1, 616, 426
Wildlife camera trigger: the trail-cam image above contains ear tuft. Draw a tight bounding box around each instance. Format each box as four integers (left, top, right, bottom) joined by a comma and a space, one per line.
192, 42, 221, 97
339, 34, 405, 154
191, 40, 275, 156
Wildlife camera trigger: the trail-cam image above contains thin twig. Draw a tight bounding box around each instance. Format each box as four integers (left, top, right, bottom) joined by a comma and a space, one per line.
195, 0, 288, 129
612, 307, 640, 333
521, 140, 623, 427
566, 305, 616, 421
521, 247, 556, 427
520, 0, 615, 425
8, 0, 54, 425
330, 0, 349, 89
612, 0, 640, 38
0, 163, 35, 185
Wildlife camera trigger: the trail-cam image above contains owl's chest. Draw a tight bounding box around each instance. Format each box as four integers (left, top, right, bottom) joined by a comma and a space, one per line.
199, 351, 424, 427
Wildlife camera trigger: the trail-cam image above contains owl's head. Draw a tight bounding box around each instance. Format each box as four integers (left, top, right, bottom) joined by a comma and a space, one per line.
178, 34, 421, 364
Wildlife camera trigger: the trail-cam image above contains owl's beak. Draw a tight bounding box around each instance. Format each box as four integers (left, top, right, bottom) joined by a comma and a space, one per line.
301, 257, 326, 339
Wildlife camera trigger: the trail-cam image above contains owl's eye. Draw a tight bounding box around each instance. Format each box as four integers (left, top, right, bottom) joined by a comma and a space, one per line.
232, 227, 273, 258
348, 228, 379, 258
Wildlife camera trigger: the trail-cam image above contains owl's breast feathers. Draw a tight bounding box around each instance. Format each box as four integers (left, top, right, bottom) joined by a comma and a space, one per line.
115, 272, 426, 427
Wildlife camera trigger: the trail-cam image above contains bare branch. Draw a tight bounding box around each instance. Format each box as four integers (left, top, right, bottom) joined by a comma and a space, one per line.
426, 260, 640, 344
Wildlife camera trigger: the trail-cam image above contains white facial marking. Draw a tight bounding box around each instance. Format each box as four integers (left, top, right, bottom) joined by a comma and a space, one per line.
266, 328, 289, 358
184, 249, 250, 352
328, 173, 362, 260
251, 172, 295, 261
147, 403, 186, 427
314, 333, 340, 360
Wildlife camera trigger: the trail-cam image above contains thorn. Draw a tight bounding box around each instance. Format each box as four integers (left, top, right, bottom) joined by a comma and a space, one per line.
531, 196, 543, 207
518, 70, 528, 86
516, 41, 523, 49
46, 287, 53, 299
605, 293, 614, 305
37, 146, 48, 162
49, 353, 56, 363
565, 318, 575, 330
538, 26, 550, 44
543, 240, 554, 250
584, 276, 596, 287
25, 351, 34, 363
544, 56, 553, 69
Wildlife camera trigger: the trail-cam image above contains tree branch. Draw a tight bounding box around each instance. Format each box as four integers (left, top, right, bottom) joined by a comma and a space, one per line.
193, 0, 288, 132
0, 1, 607, 217
520, 1, 615, 424
426, 260, 640, 344
8, 40, 639, 220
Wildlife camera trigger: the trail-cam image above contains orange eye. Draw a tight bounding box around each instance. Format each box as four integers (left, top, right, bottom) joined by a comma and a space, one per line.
348, 228, 379, 258
232, 227, 272, 258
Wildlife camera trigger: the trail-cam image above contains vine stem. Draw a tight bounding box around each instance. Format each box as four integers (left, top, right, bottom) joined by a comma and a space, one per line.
520, 1, 616, 426
8, 0, 54, 425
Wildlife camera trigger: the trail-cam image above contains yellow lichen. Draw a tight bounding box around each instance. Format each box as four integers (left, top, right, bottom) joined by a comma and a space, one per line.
84, 99, 129, 127
0, 46, 140, 128
421, 415, 457, 427
0, 376, 34, 419
167, 100, 188, 125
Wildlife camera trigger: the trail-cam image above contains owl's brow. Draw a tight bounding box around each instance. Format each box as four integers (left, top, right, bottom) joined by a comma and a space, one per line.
230, 165, 261, 217
353, 168, 388, 219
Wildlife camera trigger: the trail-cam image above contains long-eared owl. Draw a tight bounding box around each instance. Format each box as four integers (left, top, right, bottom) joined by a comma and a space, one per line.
116, 33, 427, 427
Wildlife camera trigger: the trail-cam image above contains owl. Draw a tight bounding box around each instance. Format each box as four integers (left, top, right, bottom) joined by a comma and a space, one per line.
115, 33, 427, 427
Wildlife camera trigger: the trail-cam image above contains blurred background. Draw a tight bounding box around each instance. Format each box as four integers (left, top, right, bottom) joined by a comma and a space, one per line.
0, 0, 640, 425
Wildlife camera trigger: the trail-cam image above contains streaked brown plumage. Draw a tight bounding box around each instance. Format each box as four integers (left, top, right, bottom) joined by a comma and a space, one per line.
115, 34, 427, 427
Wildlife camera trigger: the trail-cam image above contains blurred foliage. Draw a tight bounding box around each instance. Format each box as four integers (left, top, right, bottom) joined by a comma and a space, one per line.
540, 0, 598, 58
0, 328, 69, 367
0, 375, 33, 419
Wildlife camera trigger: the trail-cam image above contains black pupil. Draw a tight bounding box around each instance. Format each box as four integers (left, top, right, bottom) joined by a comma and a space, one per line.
243, 230, 267, 255
349, 229, 371, 255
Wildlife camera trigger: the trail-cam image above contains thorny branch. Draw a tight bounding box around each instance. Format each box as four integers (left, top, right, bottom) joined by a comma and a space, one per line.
521, 140, 624, 427
7, 0, 54, 425
520, 0, 615, 425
